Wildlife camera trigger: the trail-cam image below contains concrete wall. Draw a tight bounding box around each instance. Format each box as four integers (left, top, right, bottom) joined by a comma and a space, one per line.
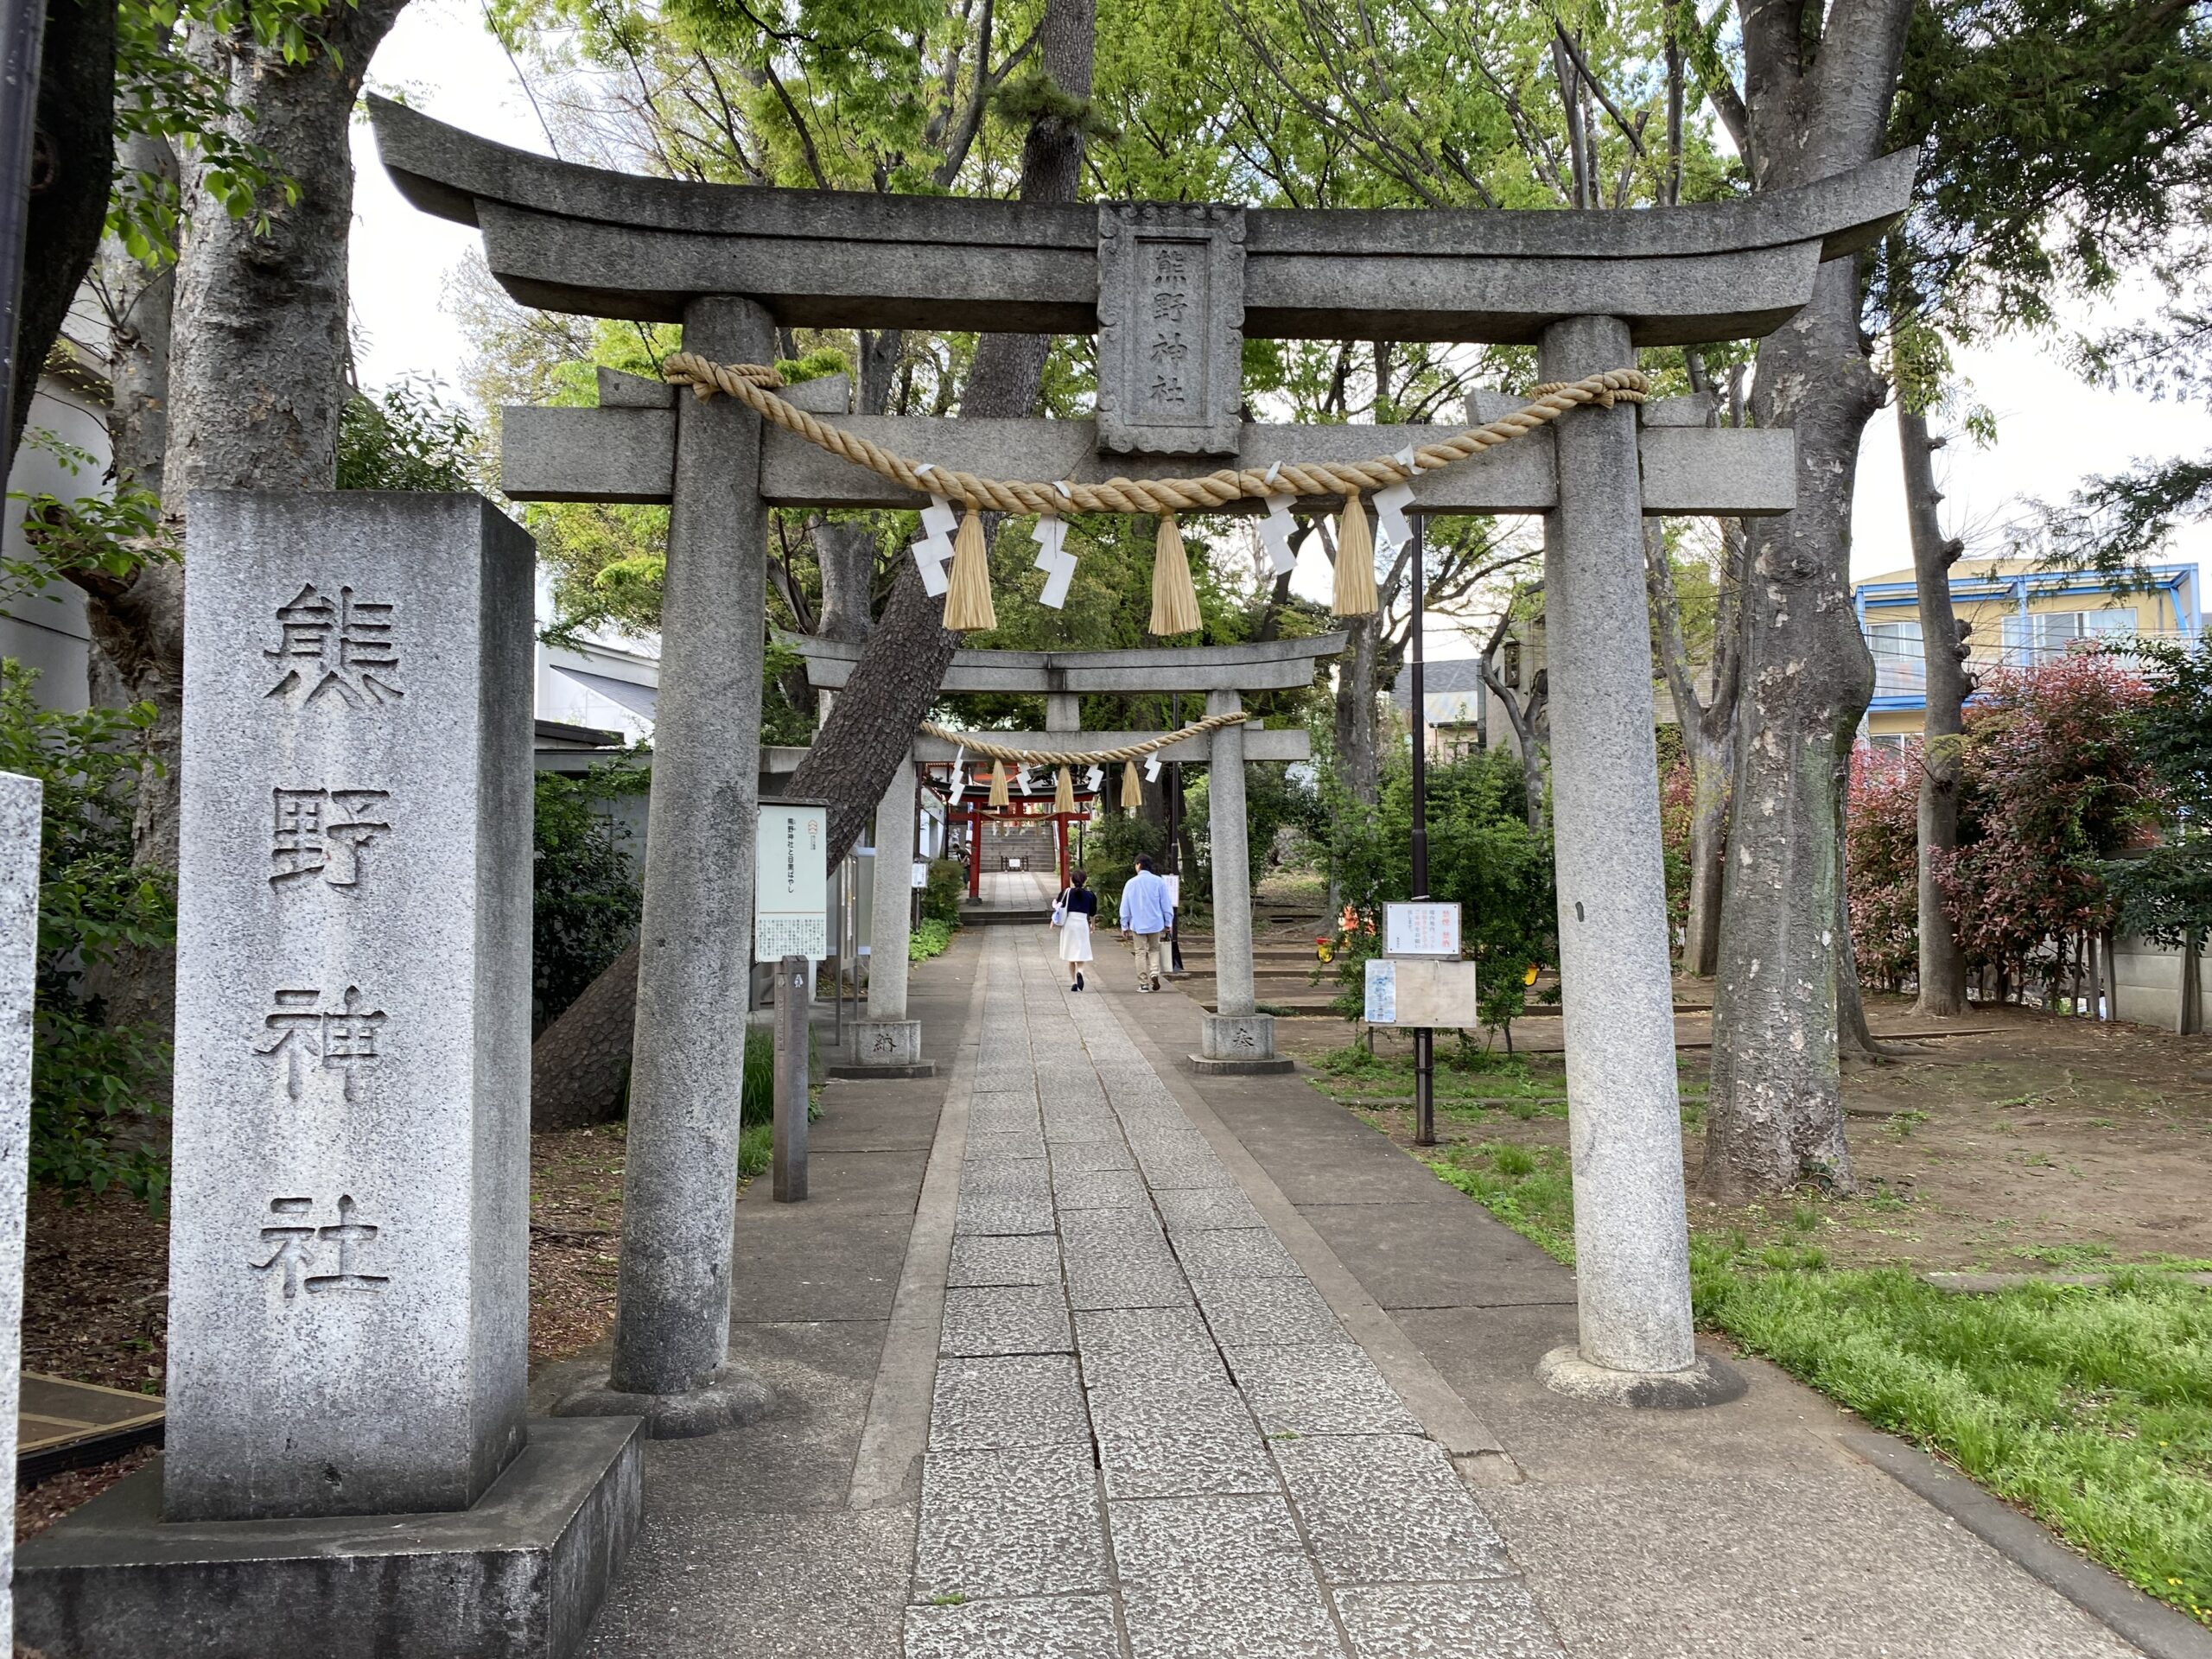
2108, 934, 2212, 1034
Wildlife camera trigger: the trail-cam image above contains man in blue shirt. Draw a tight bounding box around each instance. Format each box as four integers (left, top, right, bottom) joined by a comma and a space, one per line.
1117, 854, 1174, 992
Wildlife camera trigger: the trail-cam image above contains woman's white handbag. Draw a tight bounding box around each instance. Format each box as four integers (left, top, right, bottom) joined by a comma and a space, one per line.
1051, 893, 1068, 928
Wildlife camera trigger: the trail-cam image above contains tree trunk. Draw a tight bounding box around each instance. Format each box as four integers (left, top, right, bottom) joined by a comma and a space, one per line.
1900, 403, 1971, 1015
1700, 0, 1913, 1199
782, 0, 1095, 863
810, 520, 878, 645
529, 943, 639, 1129
1334, 610, 1383, 804
6, 0, 116, 475
1682, 755, 1728, 976
61, 0, 410, 1032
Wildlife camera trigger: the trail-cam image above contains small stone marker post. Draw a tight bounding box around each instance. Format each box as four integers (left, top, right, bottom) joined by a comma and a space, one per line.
0, 771, 40, 1643
772, 957, 810, 1202
165, 493, 536, 1519
842, 751, 932, 1076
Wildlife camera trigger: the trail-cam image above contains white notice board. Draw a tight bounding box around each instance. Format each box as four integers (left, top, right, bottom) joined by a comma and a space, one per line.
1363, 957, 1480, 1027
1383, 900, 1461, 958
756, 800, 829, 960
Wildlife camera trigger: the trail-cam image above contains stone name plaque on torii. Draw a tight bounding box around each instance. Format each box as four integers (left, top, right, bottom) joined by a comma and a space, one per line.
1096, 202, 1245, 455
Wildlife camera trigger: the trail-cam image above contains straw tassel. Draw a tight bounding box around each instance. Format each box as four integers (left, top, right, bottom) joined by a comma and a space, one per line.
1332, 492, 1379, 618
1054, 766, 1076, 815
1121, 760, 1144, 810
1148, 512, 1202, 637
988, 760, 1010, 808
943, 505, 996, 632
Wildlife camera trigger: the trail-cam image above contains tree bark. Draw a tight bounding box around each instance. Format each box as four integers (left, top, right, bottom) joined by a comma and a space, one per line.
529, 943, 639, 1129
782, 0, 1095, 863
7, 0, 116, 474
1701, 0, 1915, 1200
1900, 404, 1970, 1014
1645, 520, 1742, 977
1334, 610, 1383, 804
60, 0, 410, 1032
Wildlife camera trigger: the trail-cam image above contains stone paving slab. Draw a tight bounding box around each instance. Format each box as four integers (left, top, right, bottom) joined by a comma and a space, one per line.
960, 1161, 1053, 1198
1272, 1434, 1513, 1585
903, 1594, 1122, 1659
902, 930, 1561, 1659
1109, 1493, 1317, 1587
1333, 1583, 1567, 1659
1065, 1257, 1197, 1313
955, 1198, 1058, 1237
1122, 1580, 1346, 1659
1096, 1427, 1281, 1499
914, 1446, 1109, 1599
1225, 1344, 1424, 1438
940, 1286, 1075, 1357
948, 1234, 1064, 1288
927, 1355, 1090, 1451
1072, 1306, 1215, 1356
1173, 1226, 1307, 1281
1051, 1167, 1154, 1211
1046, 1141, 1138, 1173
1192, 1276, 1350, 1348
1154, 1188, 1268, 1233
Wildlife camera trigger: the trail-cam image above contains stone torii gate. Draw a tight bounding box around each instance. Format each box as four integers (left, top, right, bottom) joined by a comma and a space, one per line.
371, 96, 1913, 1413
788, 632, 1342, 1076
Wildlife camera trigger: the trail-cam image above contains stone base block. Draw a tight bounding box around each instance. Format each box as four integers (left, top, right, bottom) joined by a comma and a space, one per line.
1191, 1013, 1292, 1075
1536, 1344, 1748, 1410
827, 1020, 936, 1079
13, 1416, 642, 1659
556, 1361, 771, 1440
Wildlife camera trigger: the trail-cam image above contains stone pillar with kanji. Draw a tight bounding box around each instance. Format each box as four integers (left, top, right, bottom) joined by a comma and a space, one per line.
159, 493, 537, 1517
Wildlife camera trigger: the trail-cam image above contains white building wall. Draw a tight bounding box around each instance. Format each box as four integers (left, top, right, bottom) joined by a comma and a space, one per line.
1, 375, 108, 712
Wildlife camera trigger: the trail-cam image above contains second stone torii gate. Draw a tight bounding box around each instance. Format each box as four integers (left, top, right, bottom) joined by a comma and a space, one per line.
790, 632, 1341, 1075
371, 94, 1914, 1417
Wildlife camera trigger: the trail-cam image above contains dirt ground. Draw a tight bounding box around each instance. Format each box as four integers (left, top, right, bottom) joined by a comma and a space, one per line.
1283, 988, 2212, 1269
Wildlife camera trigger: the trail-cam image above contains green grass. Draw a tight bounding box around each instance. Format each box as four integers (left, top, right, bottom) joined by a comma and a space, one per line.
910, 917, 957, 963
737, 1120, 773, 1180
1406, 1135, 2212, 1626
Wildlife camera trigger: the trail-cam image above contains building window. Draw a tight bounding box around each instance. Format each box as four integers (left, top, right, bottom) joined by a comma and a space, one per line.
1866, 620, 1924, 696
2000, 607, 2138, 664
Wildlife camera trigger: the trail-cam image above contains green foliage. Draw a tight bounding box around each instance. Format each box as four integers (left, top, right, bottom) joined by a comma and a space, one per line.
3, 435, 178, 621
1082, 808, 1165, 916
1420, 1141, 1574, 1262
1319, 747, 1553, 1039
2105, 632, 2212, 947
109, 0, 342, 263
910, 917, 956, 963
921, 859, 967, 928
1694, 1247, 2212, 1627
335, 378, 483, 493
531, 763, 645, 1032
0, 663, 174, 1204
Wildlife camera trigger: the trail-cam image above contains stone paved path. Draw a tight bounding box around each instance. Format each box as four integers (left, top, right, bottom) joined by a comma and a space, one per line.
903, 930, 1565, 1659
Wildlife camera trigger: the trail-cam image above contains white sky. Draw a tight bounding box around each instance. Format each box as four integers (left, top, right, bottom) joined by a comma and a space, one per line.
353, 0, 2212, 666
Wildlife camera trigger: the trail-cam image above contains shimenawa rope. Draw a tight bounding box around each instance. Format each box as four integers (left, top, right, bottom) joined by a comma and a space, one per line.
659, 354, 1647, 516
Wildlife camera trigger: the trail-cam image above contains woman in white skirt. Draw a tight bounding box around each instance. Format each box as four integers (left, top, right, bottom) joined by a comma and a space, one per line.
1053, 868, 1099, 991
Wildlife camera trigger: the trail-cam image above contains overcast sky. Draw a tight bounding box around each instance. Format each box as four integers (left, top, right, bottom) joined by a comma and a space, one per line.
352, 0, 2212, 662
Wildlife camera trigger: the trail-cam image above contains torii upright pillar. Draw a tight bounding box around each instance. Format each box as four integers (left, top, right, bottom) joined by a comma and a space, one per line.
1534, 316, 1740, 1407
1192, 690, 1290, 1075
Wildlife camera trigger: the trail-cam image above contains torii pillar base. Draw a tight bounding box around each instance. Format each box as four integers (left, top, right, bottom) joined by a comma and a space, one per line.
830, 1019, 937, 1079
1189, 1012, 1294, 1076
